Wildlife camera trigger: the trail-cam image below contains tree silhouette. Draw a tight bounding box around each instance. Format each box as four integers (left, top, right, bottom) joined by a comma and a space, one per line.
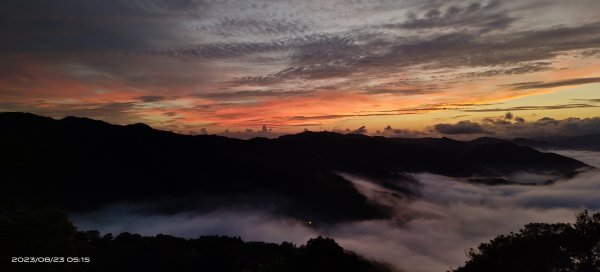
451, 210, 600, 272
0, 201, 391, 272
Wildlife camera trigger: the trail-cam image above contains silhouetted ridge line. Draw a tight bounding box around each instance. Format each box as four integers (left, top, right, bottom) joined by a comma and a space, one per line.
0, 112, 591, 223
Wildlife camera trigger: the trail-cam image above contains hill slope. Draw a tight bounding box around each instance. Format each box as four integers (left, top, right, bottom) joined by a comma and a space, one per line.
0, 112, 590, 223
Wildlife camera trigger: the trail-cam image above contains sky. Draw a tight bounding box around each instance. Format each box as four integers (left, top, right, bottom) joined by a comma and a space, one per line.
1, 0, 600, 137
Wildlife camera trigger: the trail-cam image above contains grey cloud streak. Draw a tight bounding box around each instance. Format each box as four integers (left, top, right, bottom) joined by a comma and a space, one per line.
509, 77, 600, 90
286, 112, 415, 122
385, 1, 515, 32
198, 90, 312, 99
459, 62, 552, 78
462, 103, 598, 112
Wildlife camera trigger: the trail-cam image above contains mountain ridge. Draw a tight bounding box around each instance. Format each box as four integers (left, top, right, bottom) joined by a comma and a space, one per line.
0, 112, 591, 223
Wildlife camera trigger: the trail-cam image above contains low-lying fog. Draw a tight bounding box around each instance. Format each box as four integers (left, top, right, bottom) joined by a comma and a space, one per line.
73, 150, 600, 272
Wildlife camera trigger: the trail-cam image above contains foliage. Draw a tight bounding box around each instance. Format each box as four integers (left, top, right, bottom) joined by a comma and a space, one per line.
452, 210, 600, 272
0, 202, 391, 272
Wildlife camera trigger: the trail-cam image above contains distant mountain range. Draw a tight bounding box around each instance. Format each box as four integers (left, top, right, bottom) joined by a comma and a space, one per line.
0, 112, 592, 223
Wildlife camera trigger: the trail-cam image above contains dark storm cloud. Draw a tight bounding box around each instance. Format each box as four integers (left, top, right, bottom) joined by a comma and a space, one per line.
434, 120, 491, 135
509, 77, 600, 90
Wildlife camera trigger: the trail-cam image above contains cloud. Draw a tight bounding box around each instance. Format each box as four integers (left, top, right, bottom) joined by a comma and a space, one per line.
142, 3, 600, 86
73, 151, 600, 272
462, 103, 598, 112
194, 18, 310, 37
24, 101, 142, 125
334, 154, 600, 271
136, 95, 171, 103
73, 207, 315, 245
287, 112, 411, 122
148, 40, 288, 61
198, 90, 312, 100
509, 77, 600, 90
219, 126, 284, 140
351, 126, 368, 134
231, 62, 359, 84
386, 1, 516, 32
0, 0, 201, 53
378, 125, 427, 138
3, 1, 600, 79
573, 98, 600, 103
362, 88, 437, 96
433, 120, 491, 135
549, 150, 600, 168
514, 116, 525, 123
459, 62, 552, 78
2, 0, 600, 133
433, 116, 600, 139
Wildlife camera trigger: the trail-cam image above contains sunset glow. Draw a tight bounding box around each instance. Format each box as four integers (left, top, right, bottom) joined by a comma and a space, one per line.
2, 0, 600, 137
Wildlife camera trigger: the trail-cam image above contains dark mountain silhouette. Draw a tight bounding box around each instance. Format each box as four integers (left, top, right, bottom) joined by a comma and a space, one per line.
0, 112, 590, 223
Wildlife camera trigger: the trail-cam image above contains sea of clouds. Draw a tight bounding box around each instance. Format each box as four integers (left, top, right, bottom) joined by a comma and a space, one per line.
74, 150, 600, 272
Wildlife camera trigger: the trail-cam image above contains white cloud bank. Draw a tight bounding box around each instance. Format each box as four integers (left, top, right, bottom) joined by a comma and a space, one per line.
73, 150, 600, 272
